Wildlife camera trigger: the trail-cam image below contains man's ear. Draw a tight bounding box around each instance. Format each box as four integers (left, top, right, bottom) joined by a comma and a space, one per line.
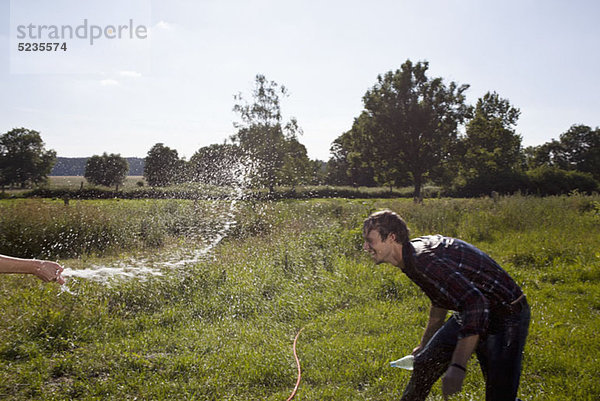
387, 233, 396, 243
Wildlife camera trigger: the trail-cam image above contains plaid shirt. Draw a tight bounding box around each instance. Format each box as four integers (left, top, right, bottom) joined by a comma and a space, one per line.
402, 235, 523, 339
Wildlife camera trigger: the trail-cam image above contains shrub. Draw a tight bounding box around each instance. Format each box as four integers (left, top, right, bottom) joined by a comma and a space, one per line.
527, 166, 599, 195
450, 170, 530, 197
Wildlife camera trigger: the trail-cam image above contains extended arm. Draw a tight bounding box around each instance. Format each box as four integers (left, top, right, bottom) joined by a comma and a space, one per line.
0, 254, 65, 284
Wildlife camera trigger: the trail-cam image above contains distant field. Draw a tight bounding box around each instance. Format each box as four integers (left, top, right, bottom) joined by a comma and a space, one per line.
1, 177, 148, 196
47, 176, 147, 190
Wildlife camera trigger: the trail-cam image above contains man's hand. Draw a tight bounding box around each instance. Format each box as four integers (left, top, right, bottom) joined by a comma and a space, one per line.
442, 334, 478, 398
411, 345, 423, 355
442, 365, 466, 399
34, 260, 65, 285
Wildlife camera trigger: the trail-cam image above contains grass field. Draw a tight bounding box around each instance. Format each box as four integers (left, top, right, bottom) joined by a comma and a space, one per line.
1, 195, 599, 400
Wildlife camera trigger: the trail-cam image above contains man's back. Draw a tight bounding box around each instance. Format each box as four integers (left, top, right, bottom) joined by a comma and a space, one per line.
404, 235, 523, 337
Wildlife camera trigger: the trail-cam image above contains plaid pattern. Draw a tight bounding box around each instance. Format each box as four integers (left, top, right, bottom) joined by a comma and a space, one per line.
402, 235, 523, 339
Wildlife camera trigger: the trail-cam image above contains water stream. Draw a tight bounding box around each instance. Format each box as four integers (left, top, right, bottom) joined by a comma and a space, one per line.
60, 159, 252, 286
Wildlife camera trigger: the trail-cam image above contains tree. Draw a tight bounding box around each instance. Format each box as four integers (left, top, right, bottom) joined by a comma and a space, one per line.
556, 125, 600, 181
231, 74, 307, 192
84, 153, 129, 190
524, 124, 600, 181
328, 114, 378, 187
278, 138, 313, 190
360, 60, 471, 201
457, 92, 524, 194
144, 143, 183, 186
188, 143, 243, 186
0, 128, 56, 188
523, 140, 564, 170
309, 159, 328, 185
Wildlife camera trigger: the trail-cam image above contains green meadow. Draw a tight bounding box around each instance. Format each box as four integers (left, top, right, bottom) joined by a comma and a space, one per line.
1, 195, 599, 400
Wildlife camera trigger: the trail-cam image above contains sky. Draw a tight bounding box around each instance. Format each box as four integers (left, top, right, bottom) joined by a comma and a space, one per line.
1, 0, 599, 161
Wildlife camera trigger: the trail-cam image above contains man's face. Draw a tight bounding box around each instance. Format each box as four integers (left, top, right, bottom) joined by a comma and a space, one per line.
363, 229, 395, 264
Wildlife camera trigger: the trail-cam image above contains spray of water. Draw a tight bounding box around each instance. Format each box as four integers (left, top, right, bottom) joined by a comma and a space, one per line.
161, 158, 251, 267
62, 265, 164, 280
60, 157, 255, 286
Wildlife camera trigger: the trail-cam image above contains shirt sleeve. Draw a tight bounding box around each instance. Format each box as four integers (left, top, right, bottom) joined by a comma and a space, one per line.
456, 286, 489, 339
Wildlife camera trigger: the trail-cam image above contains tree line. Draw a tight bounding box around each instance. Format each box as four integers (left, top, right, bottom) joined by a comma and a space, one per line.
1, 62, 598, 196
51, 157, 144, 176
326, 60, 599, 199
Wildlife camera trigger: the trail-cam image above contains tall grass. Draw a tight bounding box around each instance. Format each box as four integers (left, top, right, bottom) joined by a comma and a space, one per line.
0, 199, 238, 258
0, 195, 598, 400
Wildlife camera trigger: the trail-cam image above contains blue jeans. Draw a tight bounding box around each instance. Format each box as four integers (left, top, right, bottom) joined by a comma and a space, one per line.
400, 299, 530, 401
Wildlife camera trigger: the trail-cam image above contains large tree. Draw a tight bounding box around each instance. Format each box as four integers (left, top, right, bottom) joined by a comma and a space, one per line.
144, 143, 183, 187
360, 60, 471, 200
0, 128, 56, 188
458, 91, 524, 193
84, 153, 129, 190
231, 74, 307, 192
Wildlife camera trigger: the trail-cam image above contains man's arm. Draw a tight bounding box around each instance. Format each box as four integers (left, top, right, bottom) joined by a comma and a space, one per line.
413, 305, 447, 354
442, 334, 480, 399
450, 334, 479, 368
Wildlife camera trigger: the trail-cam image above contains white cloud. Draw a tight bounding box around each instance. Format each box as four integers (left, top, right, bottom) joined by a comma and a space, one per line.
100, 79, 119, 86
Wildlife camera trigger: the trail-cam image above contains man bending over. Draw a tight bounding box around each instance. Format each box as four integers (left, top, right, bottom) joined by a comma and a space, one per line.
363, 210, 529, 400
